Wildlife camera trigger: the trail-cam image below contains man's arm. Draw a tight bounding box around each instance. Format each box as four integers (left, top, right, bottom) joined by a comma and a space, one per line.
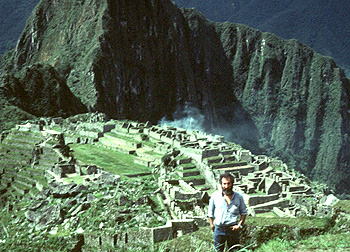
238, 214, 246, 227
232, 194, 247, 231
231, 214, 246, 231
208, 193, 216, 232
209, 217, 215, 232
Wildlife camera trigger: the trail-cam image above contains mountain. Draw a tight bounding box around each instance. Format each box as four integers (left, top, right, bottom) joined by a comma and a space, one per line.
0, 0, 40, 54
0, 0, 349, 197
173, 0, 350, 76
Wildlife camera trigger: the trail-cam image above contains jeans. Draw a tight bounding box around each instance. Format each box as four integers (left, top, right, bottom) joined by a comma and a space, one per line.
213, 225, 240, 252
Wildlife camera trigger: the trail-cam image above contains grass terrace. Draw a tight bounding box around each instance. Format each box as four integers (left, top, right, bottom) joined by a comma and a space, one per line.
69, 144, 153, 178
104, 131, 139, 143
180, 162, 197, 169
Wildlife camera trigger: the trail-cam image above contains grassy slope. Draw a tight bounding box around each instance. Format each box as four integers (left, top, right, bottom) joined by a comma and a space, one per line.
159, 217, 350, 252
256, 233, 350, 252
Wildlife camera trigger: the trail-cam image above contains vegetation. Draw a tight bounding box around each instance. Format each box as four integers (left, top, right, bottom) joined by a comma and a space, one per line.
69, 143, 153, 177
246, 216, 330, 229
255, 233, 350, 252
0, 1, 349, 250
0, 175, 169, 251
334, 200, 350, 214
1, 125, 350, 251
0, 93, 36, 132
1, 0, 350, 200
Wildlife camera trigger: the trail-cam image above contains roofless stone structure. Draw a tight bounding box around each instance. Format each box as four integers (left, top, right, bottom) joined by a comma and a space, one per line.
0, 113, 338, 247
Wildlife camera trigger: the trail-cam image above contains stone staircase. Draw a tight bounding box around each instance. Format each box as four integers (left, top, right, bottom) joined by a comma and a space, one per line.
0, 129, 53, 202
176, 162, 206, 188
209, 160, 255, 176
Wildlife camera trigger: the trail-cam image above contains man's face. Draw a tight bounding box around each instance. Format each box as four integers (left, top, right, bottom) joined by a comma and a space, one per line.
221, 177, 233, 195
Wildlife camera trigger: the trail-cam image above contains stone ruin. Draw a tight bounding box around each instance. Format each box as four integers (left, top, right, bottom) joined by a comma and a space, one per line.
0, 112, 341, 248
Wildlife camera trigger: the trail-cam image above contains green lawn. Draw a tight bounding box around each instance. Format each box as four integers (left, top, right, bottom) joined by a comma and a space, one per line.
69, 144, 153, 177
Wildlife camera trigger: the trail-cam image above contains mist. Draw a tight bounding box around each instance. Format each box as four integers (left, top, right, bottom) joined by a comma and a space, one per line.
158, 104, 207, 133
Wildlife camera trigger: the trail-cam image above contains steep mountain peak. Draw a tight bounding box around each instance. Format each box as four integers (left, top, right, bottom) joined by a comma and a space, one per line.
1, 0, 350, 196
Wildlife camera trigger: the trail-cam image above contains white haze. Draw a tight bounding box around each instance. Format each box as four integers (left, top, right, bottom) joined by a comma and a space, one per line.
158, 104, 206, 133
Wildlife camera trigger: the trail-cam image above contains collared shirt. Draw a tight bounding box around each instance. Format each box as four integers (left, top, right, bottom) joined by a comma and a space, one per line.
208, 190, 247, 226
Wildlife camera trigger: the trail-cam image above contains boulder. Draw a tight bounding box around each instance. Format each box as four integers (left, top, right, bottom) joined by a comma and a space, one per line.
52, 183, 87, 198
86, 165, 98, 175
117, 194, 132, 206
98, 173, 121, 186
320, 194, 339, 206
70, 184, 88, 196
86, 194, 97, 203
35, 189, 51, 200
36, 204, 63, 229
29, 200, 48, 211
25, 210, 41, 223
64, 198, 78, 208
70, 202, 91, 216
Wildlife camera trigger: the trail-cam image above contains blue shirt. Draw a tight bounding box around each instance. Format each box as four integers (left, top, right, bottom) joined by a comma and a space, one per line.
208, 191, 247, 226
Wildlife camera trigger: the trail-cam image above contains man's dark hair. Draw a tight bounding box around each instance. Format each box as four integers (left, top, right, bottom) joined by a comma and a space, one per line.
219, 173, 234, 183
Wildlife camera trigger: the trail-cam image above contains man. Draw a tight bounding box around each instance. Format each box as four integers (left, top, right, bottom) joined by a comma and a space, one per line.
208, 173, 247, 251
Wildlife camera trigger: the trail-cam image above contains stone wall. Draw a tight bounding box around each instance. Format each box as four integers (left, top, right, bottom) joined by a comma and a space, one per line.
247, 194, 280, 206
159, 178, 202, 201
84, 219, 199, 248
78, 122, 116, 133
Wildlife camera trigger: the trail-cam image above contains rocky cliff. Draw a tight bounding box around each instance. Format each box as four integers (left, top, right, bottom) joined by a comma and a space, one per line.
0, 0, 349, 196
214, 21, 350, 196
173, 0, 350, 76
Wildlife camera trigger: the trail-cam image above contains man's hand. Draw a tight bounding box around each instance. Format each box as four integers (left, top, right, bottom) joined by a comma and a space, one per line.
210, 223, 215, 232
230, 224, 241, 231
209, 217, 215, 232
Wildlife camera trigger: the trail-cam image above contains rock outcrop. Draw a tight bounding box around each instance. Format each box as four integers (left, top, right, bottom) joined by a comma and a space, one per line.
213, 21, 350, 196
173, 0, 350, 76
0, 0, 349, 195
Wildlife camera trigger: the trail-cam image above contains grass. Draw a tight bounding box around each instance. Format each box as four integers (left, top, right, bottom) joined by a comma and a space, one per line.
105, 132, 140, 143
142, 150, 164, 158
296, 233, 350, 250
255, 211, 279, 218
25, 166, 45, 176
152, 216, 348, 252
246, 216, 330, 229
180, 163, 197, 168
141, 139, 155, 148
157, 226, 214, 251
0, 142, 33, 152
334, 200, 350, 214
62, 174, 85, 184
179, 168, 200, 174
69, 143, 153, 177
12, 181, 30, 191
183, 174, 205, 180
255, 233, 350, 251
